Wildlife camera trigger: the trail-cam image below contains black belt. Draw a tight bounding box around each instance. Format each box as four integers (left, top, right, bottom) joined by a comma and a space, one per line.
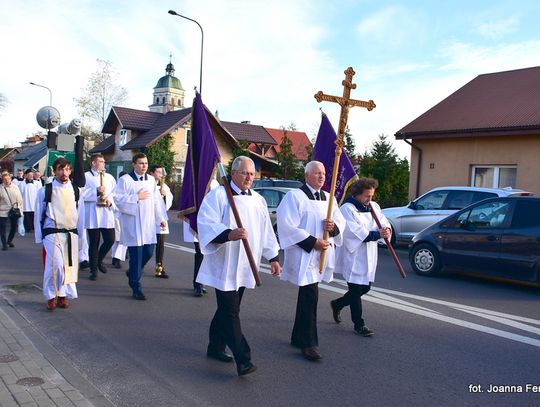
42, 228, 78, 266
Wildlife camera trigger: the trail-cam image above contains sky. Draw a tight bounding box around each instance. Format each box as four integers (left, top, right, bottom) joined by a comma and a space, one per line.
1, 0, 540, 159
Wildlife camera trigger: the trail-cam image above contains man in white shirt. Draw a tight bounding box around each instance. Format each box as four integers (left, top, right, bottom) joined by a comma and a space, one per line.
114, 153, 167, 300
277, 161, 345, 362
150, 165, 173, 279
83, 154, 117, 281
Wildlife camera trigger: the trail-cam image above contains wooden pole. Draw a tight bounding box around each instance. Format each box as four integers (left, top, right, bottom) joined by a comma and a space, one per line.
369, 204, 407, 278
217, 164, 261, 286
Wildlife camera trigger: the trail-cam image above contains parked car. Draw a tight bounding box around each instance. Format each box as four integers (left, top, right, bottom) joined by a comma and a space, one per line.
252, 179, 303, 188
253, 186, 295, 233
409, 196, 540, 284
382, 186, 532, 245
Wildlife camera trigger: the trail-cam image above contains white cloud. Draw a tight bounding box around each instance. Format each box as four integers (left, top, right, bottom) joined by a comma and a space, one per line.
476, 16, 520, 40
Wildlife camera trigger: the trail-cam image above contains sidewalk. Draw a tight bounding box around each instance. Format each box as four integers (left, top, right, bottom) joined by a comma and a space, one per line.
0, 291, 113, 407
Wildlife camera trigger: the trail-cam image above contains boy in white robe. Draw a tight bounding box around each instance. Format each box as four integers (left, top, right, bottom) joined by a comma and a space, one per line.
113, 153, 167, 300
150, 165, 173, 279
197, 156, 281, 376
21, 169, 41, 232
34, 158, 85, 310
331, 178, 391, 336
277, 161, 345, 361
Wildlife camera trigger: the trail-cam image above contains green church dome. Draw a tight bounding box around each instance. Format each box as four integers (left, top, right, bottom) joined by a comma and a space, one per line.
154, 62, 183, 90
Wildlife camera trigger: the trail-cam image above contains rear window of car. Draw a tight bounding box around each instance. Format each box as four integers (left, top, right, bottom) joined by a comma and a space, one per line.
511, 200, 540, 228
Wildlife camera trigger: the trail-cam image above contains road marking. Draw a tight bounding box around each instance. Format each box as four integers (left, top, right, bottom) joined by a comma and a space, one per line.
166, 242, 540, 348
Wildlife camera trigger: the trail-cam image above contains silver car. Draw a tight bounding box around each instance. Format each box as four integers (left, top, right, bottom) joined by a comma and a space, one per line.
382, 186, 532, 245
253, 186, 295, 233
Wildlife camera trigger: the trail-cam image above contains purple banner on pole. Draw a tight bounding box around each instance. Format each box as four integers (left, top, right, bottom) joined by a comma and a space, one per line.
178, 91, 221, 233
312, 113, 358, 204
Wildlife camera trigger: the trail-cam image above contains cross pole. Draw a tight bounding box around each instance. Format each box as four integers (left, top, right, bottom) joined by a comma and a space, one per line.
314, 67, 376, 272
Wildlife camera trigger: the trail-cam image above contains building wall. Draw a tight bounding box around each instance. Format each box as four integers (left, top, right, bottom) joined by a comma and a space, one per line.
409, 135, 540, 198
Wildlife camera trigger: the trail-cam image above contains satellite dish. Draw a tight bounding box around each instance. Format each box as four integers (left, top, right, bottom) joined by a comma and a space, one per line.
36, 106, 61, 130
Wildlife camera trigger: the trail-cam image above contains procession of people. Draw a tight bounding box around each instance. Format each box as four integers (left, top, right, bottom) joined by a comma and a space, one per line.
1, 154, 392, 377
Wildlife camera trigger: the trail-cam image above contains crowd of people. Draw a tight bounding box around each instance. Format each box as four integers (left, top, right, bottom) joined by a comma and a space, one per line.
1, 153, 392, 377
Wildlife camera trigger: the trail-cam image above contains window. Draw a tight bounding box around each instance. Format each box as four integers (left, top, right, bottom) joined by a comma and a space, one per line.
471, 166, 517, 188
185, 128, 191, 146
511, 200, 540, 228
415, 190, 449, 210
456, 201, 511, 229
119, 129, 129, 147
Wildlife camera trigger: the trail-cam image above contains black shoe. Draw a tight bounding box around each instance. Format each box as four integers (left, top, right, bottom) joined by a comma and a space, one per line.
1, 246, 7, 251
330, 300, 342, 323
155, 271, 169, 279
132, 291, 146, 301
89, 273, 97, 281
237, 362, 257, 376
301, 347, 322, 361
111, 258, 122, 269
354, 326, 374, 337
194, 286, 203, 297
201, 286, 207, 294
206, 349, 233, 363
79, 260, 90, 270
97, 263, 108, 274
8, 242, 14, 248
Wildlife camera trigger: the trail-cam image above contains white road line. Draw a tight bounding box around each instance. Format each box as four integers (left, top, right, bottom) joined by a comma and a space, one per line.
165, 242, 540, 347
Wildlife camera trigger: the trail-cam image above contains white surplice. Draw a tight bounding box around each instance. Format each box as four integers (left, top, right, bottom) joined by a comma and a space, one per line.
155, 182, 173, 235
20, 181, 41, 212
82, 170, 117, 229
34, 180, 85, 300
277, 188, 345, 286
335, 201, 390, 285
113, 173, 167, 247
196, 185, 279, 291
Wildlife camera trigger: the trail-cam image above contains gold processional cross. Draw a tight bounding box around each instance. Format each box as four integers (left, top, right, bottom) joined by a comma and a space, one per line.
314, 67, 376, 272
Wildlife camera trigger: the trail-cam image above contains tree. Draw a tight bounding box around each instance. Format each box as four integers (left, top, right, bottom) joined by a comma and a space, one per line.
226, 140, 251, 174
358, 134, 409, 208
276, 129, 301, 180
74, 59, 127, 143
144, 134, 175, 178
343, 126, 356, 159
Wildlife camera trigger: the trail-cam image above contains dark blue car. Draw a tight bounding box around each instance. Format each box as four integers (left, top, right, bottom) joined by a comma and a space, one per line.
409, 196, 540, 284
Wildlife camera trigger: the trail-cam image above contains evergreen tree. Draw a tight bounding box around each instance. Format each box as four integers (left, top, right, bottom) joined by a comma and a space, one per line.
343, 126, 356, 160
144, 134, 175, 178
276, 129, 300, 180
358, 134, 409, 208
226, 140, 251, 174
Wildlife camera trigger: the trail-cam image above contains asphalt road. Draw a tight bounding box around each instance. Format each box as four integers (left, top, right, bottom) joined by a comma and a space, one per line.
1, 221, 538, 407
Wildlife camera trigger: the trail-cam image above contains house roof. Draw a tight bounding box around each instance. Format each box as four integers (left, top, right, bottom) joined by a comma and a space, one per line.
121, 108, 191, 150
265, 128, 311, 161
89, 134, 116, 154
221, 121, 277, 145
102, 106, 163, 134
12, 141, 47, 161
396, 66, 540, 140
0, 148, 18, 160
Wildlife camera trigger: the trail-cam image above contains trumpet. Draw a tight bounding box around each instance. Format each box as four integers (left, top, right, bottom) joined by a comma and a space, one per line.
97, 170, 108, 207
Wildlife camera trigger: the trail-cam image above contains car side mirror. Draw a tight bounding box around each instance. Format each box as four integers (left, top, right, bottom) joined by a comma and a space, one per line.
408, 201, 417, 210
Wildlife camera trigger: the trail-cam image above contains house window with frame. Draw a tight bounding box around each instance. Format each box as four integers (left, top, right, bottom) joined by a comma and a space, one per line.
471, 165, 517, 188
185, 128, 191, 146
119, 129, 129, 147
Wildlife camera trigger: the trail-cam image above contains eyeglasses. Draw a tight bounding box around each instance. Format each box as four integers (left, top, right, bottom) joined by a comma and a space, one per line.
235, 171, 255, 177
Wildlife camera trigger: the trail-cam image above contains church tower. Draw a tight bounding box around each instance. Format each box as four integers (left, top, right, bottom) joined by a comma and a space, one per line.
149, 59, 185, 113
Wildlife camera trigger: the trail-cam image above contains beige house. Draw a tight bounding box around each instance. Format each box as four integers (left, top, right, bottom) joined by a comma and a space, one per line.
396, 66, 540, 198
92, 61, 279, 180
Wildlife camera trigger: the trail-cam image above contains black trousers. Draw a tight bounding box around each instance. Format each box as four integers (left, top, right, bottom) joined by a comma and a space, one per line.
291, 283, 319, 348
333, 282, 371, 329
87, 228, 115, 271
23, 211, 34, 232
193, 242, 203, 288
155, 234, 165, 265
0, 216, 17, 247
209, 287, 251, 367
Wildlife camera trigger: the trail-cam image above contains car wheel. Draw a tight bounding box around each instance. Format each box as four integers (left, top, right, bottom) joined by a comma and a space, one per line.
410, 243, 441, 276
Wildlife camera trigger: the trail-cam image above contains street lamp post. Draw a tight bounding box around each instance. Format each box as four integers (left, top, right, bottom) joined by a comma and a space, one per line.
29, 82, 53, 106
168, 10, 204, 94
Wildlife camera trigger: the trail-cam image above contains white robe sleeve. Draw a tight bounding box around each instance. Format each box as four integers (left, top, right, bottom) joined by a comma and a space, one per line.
113, 176, 138, 217
33, 187, 46, 244
276, 191, 311, 250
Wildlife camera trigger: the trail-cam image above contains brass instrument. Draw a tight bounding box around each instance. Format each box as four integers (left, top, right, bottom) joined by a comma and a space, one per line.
96, 170, 108, 206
